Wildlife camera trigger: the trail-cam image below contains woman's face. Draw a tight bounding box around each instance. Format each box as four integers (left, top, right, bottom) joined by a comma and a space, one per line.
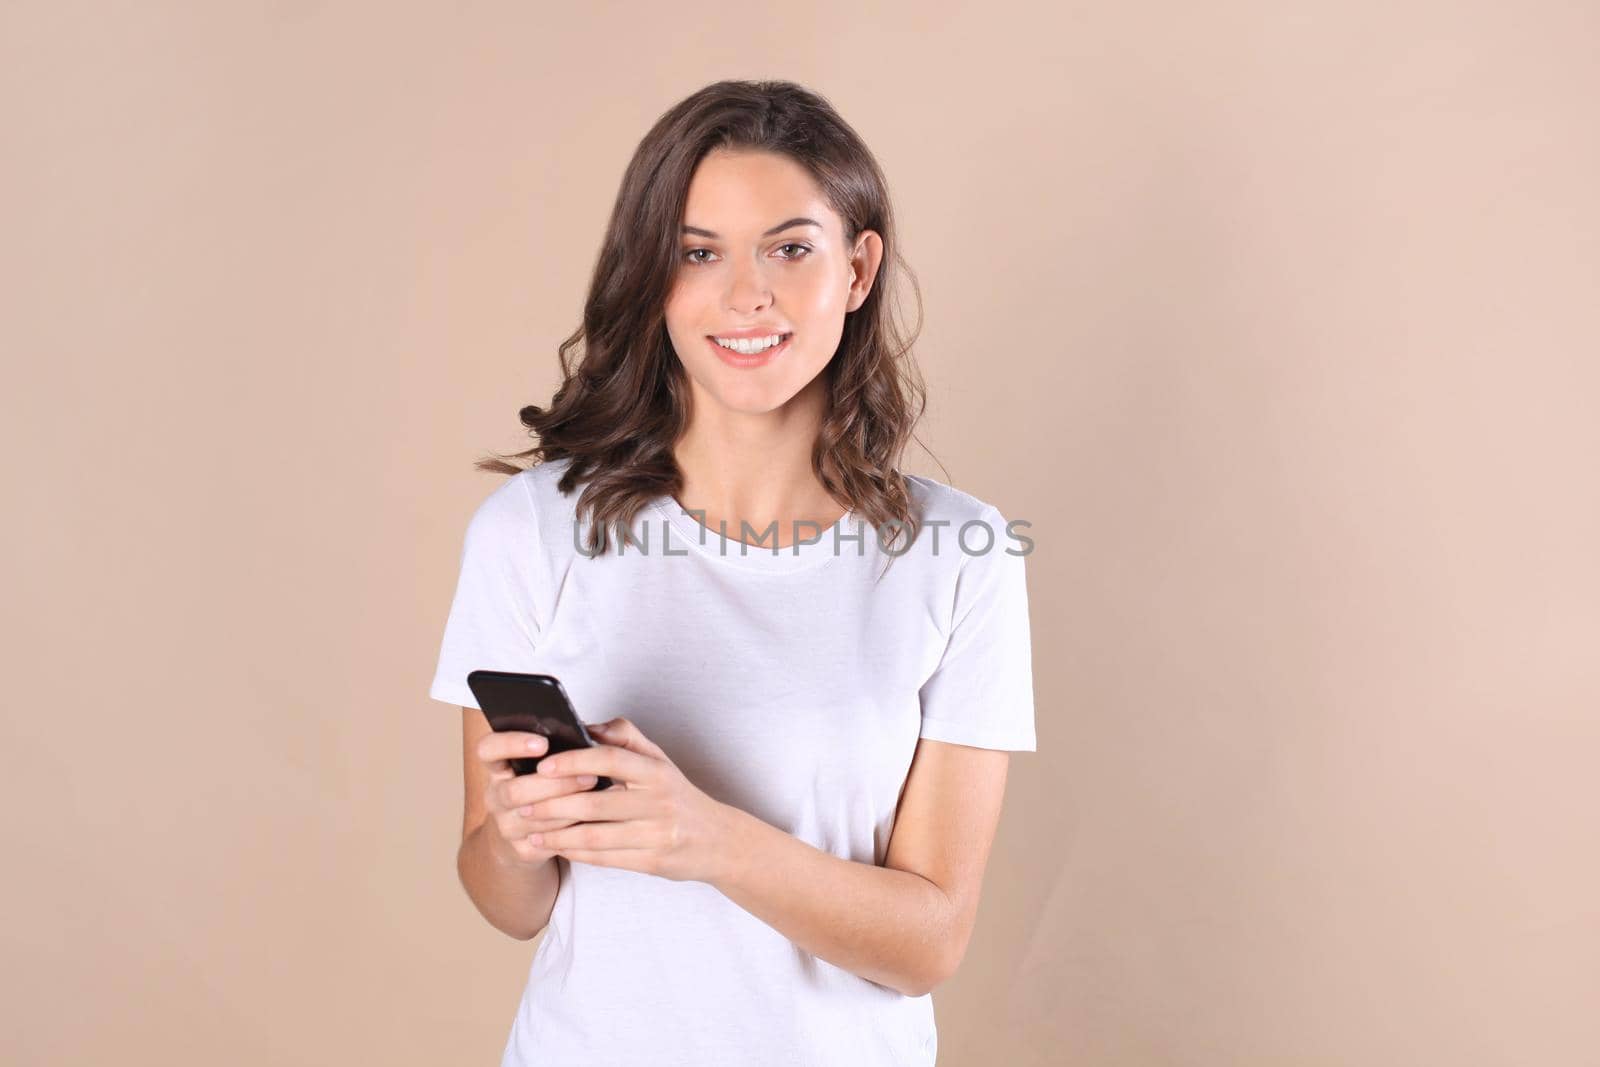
664, 148, 881, 417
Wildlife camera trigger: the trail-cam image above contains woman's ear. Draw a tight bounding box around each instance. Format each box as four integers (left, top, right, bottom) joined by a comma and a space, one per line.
846, 229, 884, 312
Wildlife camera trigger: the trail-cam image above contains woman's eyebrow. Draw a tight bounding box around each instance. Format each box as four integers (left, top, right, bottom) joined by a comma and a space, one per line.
681, 217, 822, 239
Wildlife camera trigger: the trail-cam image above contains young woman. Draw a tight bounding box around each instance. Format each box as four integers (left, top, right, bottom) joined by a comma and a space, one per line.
429, 79, 1037, 1066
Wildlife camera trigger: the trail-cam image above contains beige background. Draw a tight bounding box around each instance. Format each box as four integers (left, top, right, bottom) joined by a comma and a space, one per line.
3, 2, 1596, 1065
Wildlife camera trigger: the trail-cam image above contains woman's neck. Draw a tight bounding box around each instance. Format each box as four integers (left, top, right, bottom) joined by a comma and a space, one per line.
670, 382, 845, 547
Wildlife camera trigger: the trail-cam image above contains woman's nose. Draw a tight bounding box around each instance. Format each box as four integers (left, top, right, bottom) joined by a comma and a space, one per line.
724, 260, 772, 312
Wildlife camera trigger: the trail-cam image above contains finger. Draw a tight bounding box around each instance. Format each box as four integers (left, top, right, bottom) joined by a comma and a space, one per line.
518, 809, 622, 836
515, 812, 586, 835
587, 717, 667, 760
518, 784, 653, 824
531, 820, 649, 853
507, 771, 604, 808
477, 730, 550, 765
544, 847, 657, 870
534, 740, 657, 784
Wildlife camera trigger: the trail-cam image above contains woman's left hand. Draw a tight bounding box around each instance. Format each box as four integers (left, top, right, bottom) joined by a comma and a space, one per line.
522, 716, 733, 883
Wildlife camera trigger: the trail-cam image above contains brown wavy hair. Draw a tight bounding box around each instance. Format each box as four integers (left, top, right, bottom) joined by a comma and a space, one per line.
476, 78, 946, 558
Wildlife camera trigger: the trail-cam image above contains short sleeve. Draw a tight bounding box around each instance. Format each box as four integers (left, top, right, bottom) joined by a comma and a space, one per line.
427, 473, 545, 710
917, 506, 1037, 751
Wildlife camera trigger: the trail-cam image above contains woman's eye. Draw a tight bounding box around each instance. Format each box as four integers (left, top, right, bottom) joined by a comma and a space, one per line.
681, 244, 810, 265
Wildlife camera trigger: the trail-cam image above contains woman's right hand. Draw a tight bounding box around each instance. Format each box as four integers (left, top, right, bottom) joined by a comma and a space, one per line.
475, 729, 603, 866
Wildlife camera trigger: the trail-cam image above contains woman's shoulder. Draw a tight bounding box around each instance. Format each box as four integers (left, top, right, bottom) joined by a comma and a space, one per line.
902, 470, 1009, 525
517, 455, 578, 507
514, 457, 586, 552
456, 457, 581, 555
894, 471, 1028, 565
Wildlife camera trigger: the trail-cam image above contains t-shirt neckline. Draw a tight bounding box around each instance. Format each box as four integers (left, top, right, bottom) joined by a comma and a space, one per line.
648, 493, 860, 573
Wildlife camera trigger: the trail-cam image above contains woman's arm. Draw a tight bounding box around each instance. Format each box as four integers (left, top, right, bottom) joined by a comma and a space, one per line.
710, 739, 1012, 997
526, 719, 1015, 993
458, 820, 561, 941
455, 706, 560, 940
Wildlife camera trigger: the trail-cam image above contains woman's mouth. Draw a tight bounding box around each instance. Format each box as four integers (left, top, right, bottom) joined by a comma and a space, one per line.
706, 332, 793, 368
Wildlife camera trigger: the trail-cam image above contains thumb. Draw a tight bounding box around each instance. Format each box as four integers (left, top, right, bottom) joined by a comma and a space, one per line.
589, 716, 665, 759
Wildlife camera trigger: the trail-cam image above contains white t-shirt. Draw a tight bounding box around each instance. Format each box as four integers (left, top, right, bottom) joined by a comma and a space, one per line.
429, 456, 1036, 1066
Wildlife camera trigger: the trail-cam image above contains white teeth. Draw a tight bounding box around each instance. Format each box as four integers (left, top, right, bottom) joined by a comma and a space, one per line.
713, 333, 785, 354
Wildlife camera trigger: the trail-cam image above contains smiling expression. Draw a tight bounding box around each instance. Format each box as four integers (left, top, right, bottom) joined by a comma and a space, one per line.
664, 148, 878, 416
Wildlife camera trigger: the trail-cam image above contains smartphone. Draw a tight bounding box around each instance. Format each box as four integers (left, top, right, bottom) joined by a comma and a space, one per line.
466, 670, 614, 790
